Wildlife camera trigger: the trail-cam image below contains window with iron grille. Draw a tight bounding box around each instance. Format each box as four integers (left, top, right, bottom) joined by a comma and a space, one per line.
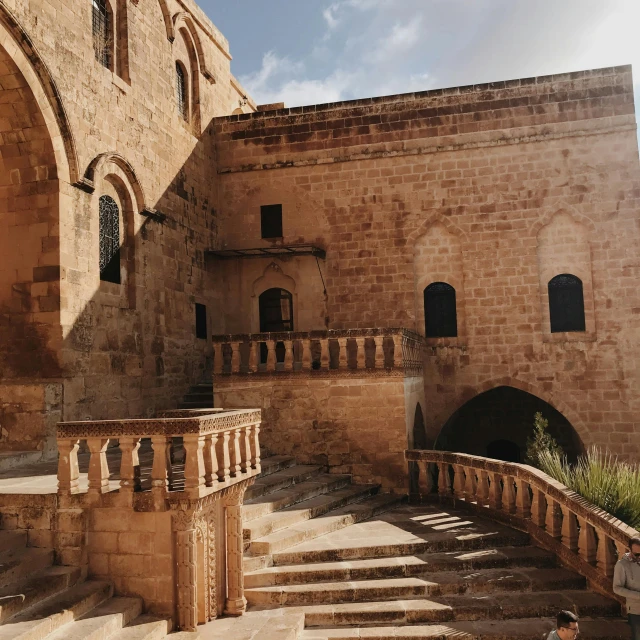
548, 274, 585, 333
195, 303, 207, 339
92, 0, 111, 69
176, 62, 188, 121
424, 282, 457, 338
99, 195, 120, 284
261, 204, 283, 239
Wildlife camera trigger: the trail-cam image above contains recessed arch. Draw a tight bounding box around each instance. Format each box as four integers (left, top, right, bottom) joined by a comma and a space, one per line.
0, 3, 78, 185
157, 0, 174, 41
172, 12, 215, 83
407, 212, 468, 248
531, 203, 596, 238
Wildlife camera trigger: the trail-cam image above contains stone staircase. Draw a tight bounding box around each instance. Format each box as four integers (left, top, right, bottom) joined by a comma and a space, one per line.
237, 456, 632, 640
0, 529, 188, 640
179, 382, 214, 409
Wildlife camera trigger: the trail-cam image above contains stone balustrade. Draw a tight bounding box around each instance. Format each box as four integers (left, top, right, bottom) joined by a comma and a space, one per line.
406, 450, 639, 600
212, 328, 424, 376
56, 409, 261, 502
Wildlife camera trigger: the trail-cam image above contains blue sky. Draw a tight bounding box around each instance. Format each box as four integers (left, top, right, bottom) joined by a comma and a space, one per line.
205, 1, 639, 127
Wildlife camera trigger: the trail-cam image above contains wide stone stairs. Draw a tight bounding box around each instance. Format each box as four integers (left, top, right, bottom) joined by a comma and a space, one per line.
0, 526, 192, 640
179, 382, 214, 410
239, 456, 632, 640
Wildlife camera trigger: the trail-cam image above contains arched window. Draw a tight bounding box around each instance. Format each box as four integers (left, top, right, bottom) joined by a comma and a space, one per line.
176, 62, 188, 121
424, 282, 457, 338
92, 0, 112, 69
548, 274, 585, 333
99, 195, 120, 284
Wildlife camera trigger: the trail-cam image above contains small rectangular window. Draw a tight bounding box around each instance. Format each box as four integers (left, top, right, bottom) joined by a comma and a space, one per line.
261, 204, 283, 239
195, 303, 207, 340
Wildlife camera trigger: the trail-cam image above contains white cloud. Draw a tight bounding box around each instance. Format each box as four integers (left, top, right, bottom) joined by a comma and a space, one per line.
370, 17, 423, 64
323, 3, 340, 30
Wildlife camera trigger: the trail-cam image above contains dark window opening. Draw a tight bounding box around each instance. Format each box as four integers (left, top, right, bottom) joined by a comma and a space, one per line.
195, 303, 207, 340
548, 274, 586, 333
259, 288, 293, 363
487, 439, 521, 463
424, 282, 457, 338
261, 204, 283, 239
99, 195, 120, 284
92, 0, 111, 69
176, 62, 188, 121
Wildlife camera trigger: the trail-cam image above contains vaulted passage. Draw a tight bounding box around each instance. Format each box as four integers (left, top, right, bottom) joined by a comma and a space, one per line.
435, 386, 584, 463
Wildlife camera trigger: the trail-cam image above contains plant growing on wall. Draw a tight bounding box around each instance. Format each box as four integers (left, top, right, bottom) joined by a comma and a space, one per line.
524, 411, 563, 468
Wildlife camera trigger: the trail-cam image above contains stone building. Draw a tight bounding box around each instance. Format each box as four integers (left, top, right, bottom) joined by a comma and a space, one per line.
1, 0, 639, 480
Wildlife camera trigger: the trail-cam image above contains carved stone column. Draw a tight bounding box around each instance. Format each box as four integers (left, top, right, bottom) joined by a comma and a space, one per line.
224, 490, 247, 616
173, 510, 199, 631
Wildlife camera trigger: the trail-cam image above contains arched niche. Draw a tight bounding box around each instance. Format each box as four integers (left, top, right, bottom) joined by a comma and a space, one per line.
251, 263, 297, 333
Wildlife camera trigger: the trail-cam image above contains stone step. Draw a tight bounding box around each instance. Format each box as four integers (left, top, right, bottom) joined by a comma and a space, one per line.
108, 615, 170, 640
248, 493, 405, 558
246, 569, 584, 607
271, 526, 529, 567
0, 529, 27, 549
258, 456, 298, 479
300, 617, 633, 640
45, 597, 143, 640
0, 546, 54, 589
243, 474, 353, 527
296, 590, 620, 627
245, 465, 325, 502
0, 580, 113, 640
246, 546, 557, 587
0, 565, 82, 624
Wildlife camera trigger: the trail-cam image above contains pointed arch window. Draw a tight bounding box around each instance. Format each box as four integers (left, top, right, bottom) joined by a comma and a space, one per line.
176, 62, 188, 121
424, 282, 457, 338
548, 274, 585, 332
99, 195, 121, 284
92, 0, 112, 69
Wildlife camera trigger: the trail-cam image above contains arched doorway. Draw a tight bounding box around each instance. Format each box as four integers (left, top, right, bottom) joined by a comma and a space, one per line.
435, 386, 584, 463
258, 288, 293, 363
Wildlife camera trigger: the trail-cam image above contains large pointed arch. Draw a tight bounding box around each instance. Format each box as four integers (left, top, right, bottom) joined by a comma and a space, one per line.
157, 0, 174, 42
172, 12, 215, 83
0, 3, 79, 185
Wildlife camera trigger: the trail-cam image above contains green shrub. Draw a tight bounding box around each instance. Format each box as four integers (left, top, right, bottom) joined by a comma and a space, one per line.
524, 412, 563, 469
538, 446, 640, 530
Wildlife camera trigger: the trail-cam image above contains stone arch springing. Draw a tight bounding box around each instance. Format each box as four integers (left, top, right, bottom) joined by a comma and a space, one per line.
157, 0, 174, 41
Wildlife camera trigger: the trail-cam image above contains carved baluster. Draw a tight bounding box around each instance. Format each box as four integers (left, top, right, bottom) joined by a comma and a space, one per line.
417, 461, 433, 496
229, 428, 242, 477
355, 337, 366, 369
577, 517, 597, 565
230, 342, 241, 373
438, 462, 451, 496
392, 334, 403, 368
302, 338, 312, 371
183, 434, 206, 497
320, 338, 330, 370
545, 499, 563, 539
266, 340, 277, 371
502, 475, 516, 514
338, 337, 348, 370
216, 430, 231, 482
488, 472, 502, 510
119, 437, 141, 494
87, 438, 110, 495
203, 433, 219, 488
251, 422, 261, 471
284, 340, 294, 371
241, 425, 252, 473
596, 533, 617, 578
530, 488, 547, 528
464, 466, 477, 501
57, 438, 80, 495
515, 478, 531, 519
224, 493, 247, 616
453, 465, 465, 499
560, 506, 579, 553
476, 470, 490, 506
247, 341, 258, 373
151, 436, 171, 496
615, 540, 628, 561
374, 335, 385, 369
213, 344, 224, 375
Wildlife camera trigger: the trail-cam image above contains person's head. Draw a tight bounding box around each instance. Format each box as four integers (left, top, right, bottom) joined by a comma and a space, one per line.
629, 536, 640, 559
556, 610, 579, 639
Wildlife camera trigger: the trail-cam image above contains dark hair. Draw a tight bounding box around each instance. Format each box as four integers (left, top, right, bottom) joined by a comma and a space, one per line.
630, 536, 640, 548
557, 610, 579, 628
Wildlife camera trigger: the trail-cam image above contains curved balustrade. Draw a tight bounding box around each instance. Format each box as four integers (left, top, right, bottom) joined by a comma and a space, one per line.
57, 409, 261, 501
406, 449, 639, 600
212, 328, 424, 376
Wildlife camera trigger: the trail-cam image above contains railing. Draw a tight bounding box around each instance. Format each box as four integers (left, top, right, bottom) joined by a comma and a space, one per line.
212, 328, 424, 375
406, 450, 639, 599
57, 409, 261, 501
